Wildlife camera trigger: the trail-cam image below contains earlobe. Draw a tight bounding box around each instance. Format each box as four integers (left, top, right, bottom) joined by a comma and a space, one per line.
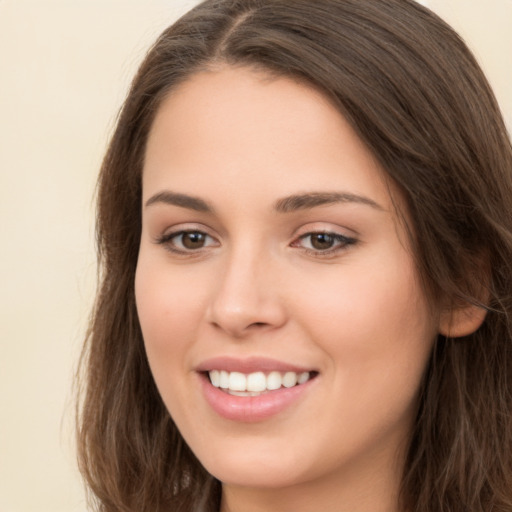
438, 302, 488, 338
438, 253, 491, 338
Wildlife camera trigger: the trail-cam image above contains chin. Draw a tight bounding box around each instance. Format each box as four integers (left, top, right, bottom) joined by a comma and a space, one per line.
195, 441, 311, 489
209, 463, 305, 489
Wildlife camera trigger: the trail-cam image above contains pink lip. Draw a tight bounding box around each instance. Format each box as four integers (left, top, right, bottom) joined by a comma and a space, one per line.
196, 356, 313, 374
196, 357, 317, 423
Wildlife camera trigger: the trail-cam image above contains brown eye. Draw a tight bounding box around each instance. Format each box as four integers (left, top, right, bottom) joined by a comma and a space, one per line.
309, 233, 336, 250
180, 232, 207, 249
156, 229, 218, 254
293, 231, 357, 256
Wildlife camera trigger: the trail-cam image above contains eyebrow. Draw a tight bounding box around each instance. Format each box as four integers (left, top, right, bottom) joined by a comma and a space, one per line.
144, 190, 383, 213
273, 192, 383, 212
145, 191, 212, 212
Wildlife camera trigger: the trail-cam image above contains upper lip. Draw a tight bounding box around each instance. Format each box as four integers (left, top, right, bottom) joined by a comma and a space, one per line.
195, 356, 315, 374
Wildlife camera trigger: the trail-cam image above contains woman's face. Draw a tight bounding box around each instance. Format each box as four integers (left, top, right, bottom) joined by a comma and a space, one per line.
136, 67, 439, 495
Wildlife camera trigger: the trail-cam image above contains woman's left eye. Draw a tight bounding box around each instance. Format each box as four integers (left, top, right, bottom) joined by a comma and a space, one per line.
292, 232, 357, 255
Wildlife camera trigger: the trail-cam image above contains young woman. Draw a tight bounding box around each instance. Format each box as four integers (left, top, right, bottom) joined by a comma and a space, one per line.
77, 1, 512, 511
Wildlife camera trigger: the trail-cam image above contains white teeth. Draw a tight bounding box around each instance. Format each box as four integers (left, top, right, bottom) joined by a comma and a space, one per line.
209, 370, 220, 387
282, 371, 298, 388
247, 371, 266, 392
266, 371, 282, 391
219, 370, 229, 389
208, 370, 313, 393
228, 372, 246, 391
298, 371, 310, 384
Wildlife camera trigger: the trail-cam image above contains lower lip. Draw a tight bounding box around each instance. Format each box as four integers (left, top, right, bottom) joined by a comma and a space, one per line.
199, 374, 315, 422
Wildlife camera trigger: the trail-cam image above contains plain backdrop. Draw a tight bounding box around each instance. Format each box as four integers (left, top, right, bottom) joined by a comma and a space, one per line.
0, 1, 510, 511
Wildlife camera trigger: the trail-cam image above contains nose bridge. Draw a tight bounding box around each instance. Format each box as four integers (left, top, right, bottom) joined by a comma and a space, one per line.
207, 235, 285, 336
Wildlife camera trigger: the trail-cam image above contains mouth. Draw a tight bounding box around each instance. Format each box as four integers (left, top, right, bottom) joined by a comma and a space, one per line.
196, 357, 319, 421
206, 370, 318, 396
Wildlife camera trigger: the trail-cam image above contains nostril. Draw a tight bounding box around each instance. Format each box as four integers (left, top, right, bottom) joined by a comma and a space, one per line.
249, 322, 268, 328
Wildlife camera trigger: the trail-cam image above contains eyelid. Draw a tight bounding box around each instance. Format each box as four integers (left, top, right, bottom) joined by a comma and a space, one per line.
290, 224, 358, 257
292, 220, 359, 237
293, 231, 356, 248
154, 222, 217, 239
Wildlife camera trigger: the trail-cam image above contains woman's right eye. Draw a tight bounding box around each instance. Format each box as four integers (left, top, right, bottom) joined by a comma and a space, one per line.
156, 230, 218, 254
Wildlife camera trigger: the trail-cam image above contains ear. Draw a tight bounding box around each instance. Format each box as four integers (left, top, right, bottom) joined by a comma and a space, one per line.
438, 251, 491, 338
438, 301, 487, 338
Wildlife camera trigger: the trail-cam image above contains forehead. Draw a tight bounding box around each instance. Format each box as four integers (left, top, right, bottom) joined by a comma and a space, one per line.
143, 65, 393, 211
147, 66, 346, 156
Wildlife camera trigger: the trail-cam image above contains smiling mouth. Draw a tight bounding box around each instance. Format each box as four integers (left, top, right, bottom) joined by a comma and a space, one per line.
206, 370, 318, 396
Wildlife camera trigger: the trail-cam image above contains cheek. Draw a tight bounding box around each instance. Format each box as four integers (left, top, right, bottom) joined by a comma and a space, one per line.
134, 259, 208, 375
298, 258, 432, 338
292, 251, 436, 398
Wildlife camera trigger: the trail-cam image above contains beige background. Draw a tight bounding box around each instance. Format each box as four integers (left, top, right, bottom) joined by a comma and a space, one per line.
0, 1, 510, 511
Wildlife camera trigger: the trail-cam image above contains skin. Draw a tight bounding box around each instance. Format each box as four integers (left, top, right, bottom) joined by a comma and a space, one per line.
135, 66, 443, 512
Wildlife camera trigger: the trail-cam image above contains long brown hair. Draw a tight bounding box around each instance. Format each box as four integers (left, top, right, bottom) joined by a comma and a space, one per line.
77, 1, 512, 510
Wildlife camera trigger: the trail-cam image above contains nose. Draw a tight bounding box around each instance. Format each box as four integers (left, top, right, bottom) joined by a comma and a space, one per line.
206, 245, 287, 338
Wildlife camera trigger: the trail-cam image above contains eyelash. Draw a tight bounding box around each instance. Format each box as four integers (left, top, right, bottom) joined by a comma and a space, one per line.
292, 231, 357, 257
155, 229, 357, 258
155, 230, 218, 256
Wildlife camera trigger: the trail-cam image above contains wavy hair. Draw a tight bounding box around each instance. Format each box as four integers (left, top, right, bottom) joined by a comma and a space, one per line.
77, 1, 512, 511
